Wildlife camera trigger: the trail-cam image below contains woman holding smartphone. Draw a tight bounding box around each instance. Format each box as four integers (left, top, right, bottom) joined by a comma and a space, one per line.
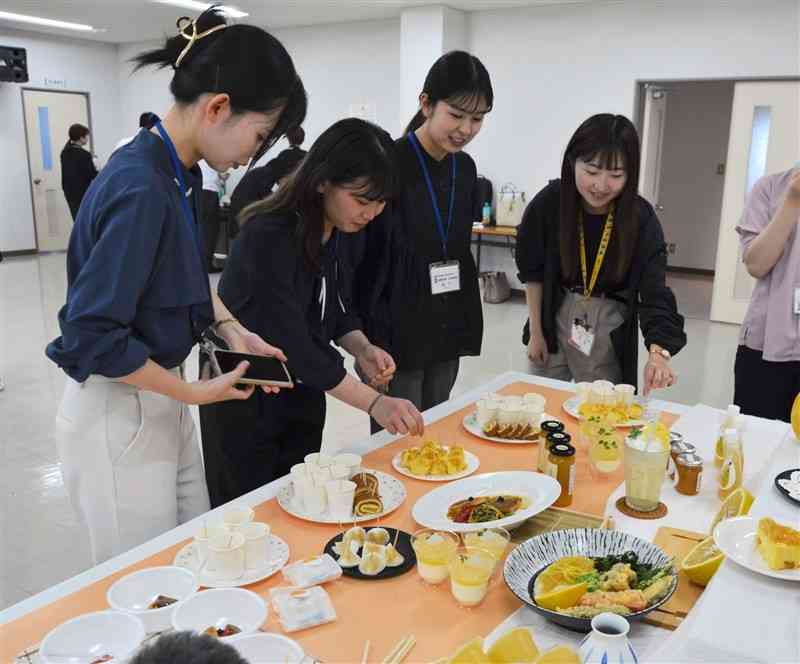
355, 51, 493, 418
46, 8, 306, 562
206, 118, 425, 506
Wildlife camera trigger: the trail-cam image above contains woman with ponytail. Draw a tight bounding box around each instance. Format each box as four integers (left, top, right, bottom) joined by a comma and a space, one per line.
46, 8, 307, 563
355, 51, 493, 419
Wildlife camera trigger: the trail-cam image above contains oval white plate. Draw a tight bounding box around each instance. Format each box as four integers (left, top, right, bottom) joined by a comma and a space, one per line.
277, 469, 406, 524
713, 516, 800, 582
391, 448, 480, 482
562, 395, 646, 428
462, 412, 555, 444
228, 632, 305, 663
174, 535, 290, 589
411, 471, 561, 533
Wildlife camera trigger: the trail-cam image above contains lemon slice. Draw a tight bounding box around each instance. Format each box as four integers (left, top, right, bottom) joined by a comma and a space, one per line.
449, 637, 490, 664
533, 557, 595, 595
487, 627, 539, 664
533, 645, 581, 664
709, 487, 754, 534
792, 393, 800, 441
681, 536, 724, 586
534, 581, 588, 611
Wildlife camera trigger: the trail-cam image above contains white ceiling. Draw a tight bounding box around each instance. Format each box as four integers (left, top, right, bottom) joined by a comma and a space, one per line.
0, 0, 593, 43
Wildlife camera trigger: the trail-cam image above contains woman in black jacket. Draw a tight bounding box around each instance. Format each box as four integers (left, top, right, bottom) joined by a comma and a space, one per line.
205, 118, 424, 506
60, 123, 98, 220
355, 51, 493, 417
516, 114, 686, 394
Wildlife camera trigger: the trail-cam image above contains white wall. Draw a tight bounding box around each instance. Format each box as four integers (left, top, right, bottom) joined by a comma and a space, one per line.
658, 81, 734, 272
466, 0, 800, 286
0, 28, 120, 252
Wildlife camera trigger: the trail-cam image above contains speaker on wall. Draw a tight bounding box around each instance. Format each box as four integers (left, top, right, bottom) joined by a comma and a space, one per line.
0, 46, 28, 83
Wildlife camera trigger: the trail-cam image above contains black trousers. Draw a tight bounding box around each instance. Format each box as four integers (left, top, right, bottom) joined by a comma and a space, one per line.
200, 383, 326, 508
200, 189, 222, 272
733, 345, 800, 423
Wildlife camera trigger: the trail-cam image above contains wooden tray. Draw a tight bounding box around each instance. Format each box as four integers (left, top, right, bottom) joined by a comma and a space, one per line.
511, 506, 610, 543
644, 526, 707, 630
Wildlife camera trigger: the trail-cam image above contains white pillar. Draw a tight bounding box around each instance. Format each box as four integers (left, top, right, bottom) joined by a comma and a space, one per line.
399, 5, 468, 134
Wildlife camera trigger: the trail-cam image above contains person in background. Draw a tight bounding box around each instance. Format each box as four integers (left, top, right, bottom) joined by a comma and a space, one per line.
516, 114, 686, 394
734, 164, 800, 421
204, 118, 424, 506
198, 160, 227, 271
229, 124, 307, 223
129, 631, 247, 664
60, 123, 98, 221
46, 7, 307, 563
113, 112, 157, 153
355, 51, 493, 422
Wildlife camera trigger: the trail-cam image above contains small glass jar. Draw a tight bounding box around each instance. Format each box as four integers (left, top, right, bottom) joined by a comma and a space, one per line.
674, 452, 703, 496
668, 440, 696, 479
537, 421, 565, 472
548, 443, 576, 507
539, 431, 571, 474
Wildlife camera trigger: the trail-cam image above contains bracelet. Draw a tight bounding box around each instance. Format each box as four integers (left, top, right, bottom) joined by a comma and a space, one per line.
213, 318, 239, 333
367, 394, 383, 416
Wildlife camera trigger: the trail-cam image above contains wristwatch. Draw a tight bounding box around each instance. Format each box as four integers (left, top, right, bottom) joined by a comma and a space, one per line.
649, 344, 671, 360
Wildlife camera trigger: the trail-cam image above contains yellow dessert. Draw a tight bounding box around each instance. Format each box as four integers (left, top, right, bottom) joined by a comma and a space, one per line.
792, 393, 800, 441
756, 518, 800, 570
400, 440, 468, 476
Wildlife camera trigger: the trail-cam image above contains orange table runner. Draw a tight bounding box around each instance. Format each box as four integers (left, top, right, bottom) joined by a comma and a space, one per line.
1, 383, 677, 663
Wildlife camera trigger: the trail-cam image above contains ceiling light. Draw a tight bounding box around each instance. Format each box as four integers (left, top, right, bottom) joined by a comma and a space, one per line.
0, 10, 95, 31
151, 1, 249, 19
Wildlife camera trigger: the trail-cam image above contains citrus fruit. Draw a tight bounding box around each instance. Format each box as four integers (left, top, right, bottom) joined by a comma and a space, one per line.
681, 536, 724, 586
791, 393, 800, 440
533, 645, 581, 664
449, 637, 490, 664
534, 581, 588, 611
487, 627, 539, 663
709, 487, 754, 534
533, 557, 595, 595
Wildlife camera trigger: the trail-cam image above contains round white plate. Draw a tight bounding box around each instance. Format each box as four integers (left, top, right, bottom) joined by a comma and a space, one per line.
462, 412, 555, 444
562, 395, 646, 428
277, 469, 406, 524
174, 535, 290, 589
391, 448, 480, 482
411, 471, 561, 533
713, 516, 800, 582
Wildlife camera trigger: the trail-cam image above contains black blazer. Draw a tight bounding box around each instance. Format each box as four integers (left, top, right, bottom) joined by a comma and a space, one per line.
60, 143, 97, 212
516, 180, 686, 388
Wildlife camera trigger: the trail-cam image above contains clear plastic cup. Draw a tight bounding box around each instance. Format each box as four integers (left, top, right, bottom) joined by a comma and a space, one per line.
447, 546, 495, 607
410, 529, 459, 585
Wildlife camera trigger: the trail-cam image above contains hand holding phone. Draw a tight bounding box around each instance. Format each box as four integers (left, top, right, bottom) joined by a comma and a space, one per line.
211, 349, 294, 388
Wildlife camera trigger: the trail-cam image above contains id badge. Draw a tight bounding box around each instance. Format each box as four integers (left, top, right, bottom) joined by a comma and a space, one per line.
569, 318, 595, 356
430, 260, 461, 295
794, 287, 800, 315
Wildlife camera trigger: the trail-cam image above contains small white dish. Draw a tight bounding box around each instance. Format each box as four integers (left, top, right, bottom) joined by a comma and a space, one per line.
391, 448, 480, 482
106, 565, 198, 633
412, 471, 561, 533
713, 516, 800, 582
228, 632, 305, 663
171, 587, 268, 638
39, 610, 145, 664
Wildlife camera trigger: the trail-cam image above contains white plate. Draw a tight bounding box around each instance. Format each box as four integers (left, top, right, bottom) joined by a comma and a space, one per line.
174, 535, 290, 589
391, 447, 480, 482
462, 412, 555, 444
713, 516, 800, 582
277, 469, 406, 524
411, 471, 561, 533
562, 395, 646, 427
228, 632, 305, 663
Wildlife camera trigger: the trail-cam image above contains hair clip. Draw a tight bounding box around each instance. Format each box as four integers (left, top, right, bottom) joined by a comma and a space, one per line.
174, 15, 226, 69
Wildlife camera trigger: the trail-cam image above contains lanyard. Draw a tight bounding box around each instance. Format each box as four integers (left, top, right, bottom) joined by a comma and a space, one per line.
408, 132, 457, 257
578, 202, 615, 298
154, 121, 200, 243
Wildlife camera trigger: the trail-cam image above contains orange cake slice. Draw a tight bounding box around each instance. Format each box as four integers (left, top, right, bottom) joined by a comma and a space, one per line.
756, 518, 800, 570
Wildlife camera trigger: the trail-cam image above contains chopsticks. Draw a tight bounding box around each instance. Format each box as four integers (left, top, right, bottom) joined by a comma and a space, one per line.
381, 635, 416, 664
361, 640, 371, 664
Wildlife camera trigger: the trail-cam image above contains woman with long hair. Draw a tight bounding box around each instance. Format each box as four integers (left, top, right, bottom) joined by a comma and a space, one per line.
205, 118, 424, 505
46, 7, 307, 562
516, 114, 685, 393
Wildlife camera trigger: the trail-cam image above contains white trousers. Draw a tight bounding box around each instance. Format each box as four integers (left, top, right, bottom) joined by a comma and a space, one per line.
55, 371, 210, 564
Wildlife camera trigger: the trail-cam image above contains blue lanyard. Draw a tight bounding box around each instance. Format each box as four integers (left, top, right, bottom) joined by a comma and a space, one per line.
408, 132, 457, 257
155, 121, 200, 245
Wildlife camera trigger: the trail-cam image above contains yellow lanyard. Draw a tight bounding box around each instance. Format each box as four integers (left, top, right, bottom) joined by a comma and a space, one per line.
578, 202, 615, 298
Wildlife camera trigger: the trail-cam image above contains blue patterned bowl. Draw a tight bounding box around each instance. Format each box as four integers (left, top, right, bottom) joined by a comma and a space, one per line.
503, 528, 677, 632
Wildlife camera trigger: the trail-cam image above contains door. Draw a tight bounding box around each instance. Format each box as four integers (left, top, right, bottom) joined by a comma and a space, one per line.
22, 89, 92, 252
710, 81, 800, 324
639, 85, 667, 208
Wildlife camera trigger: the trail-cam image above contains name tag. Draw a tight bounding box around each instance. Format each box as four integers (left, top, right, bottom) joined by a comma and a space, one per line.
794, 287, 800, 315
569, 318, 595, 357
430, 260, 461, 295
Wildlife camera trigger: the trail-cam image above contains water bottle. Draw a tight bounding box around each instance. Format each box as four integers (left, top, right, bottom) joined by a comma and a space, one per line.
482, 201, 492, 225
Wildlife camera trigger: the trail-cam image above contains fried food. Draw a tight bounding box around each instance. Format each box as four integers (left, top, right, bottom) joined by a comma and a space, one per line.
400, 440, 468, 476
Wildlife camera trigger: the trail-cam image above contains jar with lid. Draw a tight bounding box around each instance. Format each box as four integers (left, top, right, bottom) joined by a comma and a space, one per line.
548, 443, 576, 507
674, 452, 703, 496
539, 430, 571, 473
536, 421, 565, 471
668, 440, 696, 479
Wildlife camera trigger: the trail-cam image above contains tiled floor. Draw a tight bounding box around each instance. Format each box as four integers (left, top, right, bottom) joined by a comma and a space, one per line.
0, 255, 738, 610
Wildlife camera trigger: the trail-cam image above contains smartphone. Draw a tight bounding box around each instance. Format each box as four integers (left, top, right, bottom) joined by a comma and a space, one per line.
212, 349, 294, 388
